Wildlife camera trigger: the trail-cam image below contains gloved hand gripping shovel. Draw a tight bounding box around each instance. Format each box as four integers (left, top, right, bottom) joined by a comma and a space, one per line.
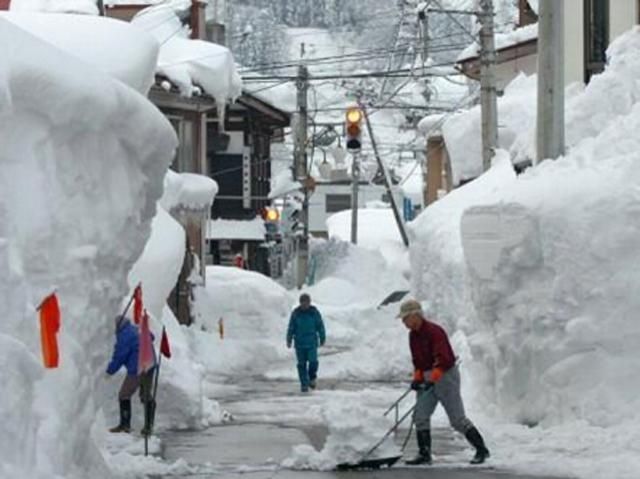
336, 384, 433, 470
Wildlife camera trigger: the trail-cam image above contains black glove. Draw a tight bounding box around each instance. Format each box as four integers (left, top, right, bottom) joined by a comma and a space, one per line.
410, 380, 423, 391
411, 381, 433, 391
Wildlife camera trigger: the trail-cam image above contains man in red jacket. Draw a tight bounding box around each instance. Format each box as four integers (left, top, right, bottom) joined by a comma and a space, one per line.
398, 299, 490, 465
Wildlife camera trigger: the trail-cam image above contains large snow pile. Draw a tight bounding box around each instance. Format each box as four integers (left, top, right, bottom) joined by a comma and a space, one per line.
326, 208, 409, 273
191, 266, 295, 378
0, 17, 175, 479
1, 12, 159, 94
410, 27, 640, 479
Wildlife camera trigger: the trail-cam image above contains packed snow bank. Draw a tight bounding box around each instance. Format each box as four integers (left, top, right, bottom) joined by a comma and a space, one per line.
409, 152, 516, 331
410, 27, 640, 479
0, 17, 175, 479
125, 174, 225, 431
326, 208, 408, 274
132, 5, 242, 111
2, 12, 159, 94
191, 266, 295, 377
283, 401, 401, 470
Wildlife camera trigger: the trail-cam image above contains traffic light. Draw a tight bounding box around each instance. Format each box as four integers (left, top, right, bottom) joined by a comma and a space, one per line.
345, 107, 363, 152
263, 207, 280, 222
262, 207, 281, 238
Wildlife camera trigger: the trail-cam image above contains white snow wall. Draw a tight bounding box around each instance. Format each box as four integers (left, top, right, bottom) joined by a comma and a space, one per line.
0, 19, 176, 478
411, 28, 640, 428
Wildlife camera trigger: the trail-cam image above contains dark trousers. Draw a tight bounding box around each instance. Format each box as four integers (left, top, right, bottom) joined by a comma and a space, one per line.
295, 346, 319, 388
118, 369, 155, 401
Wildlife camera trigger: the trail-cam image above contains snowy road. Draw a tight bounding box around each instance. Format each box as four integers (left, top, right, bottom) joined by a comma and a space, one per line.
156, 378, 569, 479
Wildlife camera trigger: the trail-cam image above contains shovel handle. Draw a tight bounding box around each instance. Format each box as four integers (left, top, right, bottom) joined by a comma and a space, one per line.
383, 386, 413, 417
362, 403, 416, 461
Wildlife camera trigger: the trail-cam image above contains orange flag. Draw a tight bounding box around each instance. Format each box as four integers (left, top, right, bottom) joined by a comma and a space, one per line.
133, 285, 143, 325
38, 293, 60, 369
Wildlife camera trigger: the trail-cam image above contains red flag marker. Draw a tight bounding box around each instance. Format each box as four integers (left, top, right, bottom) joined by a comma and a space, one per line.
133, 285, 143, 325
38, 293, 60, 369
160, 327, 171, 359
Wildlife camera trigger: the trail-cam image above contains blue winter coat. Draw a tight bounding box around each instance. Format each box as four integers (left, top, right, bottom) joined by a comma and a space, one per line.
287, 305, 325, 349
106, 320, 139, 376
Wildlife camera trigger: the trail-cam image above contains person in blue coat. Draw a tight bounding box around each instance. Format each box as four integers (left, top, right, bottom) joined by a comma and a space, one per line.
106, 315, 154, 433
286, 293, 326, 392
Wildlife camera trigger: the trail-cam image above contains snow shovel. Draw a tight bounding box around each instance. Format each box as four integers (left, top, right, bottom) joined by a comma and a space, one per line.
336, 384, 432, 470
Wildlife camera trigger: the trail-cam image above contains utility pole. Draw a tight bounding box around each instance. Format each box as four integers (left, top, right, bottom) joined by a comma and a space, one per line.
478, 0, 498, 171
537, 0, 565, 163
418, 1, 432, 103
293, 62, 309, 288
350, 152, 359, 244
360, 105, 410, 247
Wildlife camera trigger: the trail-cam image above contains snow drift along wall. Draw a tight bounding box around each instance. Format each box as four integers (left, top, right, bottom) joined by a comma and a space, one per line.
411, 27, 640, 429
0, 19, 176, 478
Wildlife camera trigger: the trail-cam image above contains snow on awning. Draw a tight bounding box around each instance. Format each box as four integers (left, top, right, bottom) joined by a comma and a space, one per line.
207, 217, 266, 241
457, 23, 538, 63
161, 170, 218, 212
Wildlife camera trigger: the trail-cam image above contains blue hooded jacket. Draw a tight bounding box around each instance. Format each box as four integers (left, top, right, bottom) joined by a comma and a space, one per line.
106, 319, 139, 376
287, 305, 325, 349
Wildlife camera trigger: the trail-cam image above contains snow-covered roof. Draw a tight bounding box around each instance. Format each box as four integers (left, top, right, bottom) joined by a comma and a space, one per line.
132, 5, 242, 109
9, 0, 98, 14
0, 12, 158, 93
457, 23, 538, 63
207, 217, 266, 241
161, 170, 218, 212
269, 169, 302, 200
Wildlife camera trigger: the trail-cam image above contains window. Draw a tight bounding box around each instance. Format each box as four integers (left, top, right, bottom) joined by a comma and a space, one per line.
584, 0, 609, 83
325, 194, 351, 213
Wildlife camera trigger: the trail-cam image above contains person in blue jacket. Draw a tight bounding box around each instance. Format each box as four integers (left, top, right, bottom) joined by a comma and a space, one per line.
106, 315, 154, 433
286, 293, 326, 393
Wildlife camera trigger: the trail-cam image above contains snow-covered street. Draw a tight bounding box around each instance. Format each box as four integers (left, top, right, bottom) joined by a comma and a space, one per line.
154, 376, 566, 479
4, 2, 640, 479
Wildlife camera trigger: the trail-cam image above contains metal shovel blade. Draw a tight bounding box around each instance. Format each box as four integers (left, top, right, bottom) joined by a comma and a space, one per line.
336, 455, 402, 471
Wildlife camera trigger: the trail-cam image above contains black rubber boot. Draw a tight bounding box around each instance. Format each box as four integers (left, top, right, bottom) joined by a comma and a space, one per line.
405, 429, 432, 465
465, 427, 490, 464
141, 399, 156, 436
109, 399, 132, 433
